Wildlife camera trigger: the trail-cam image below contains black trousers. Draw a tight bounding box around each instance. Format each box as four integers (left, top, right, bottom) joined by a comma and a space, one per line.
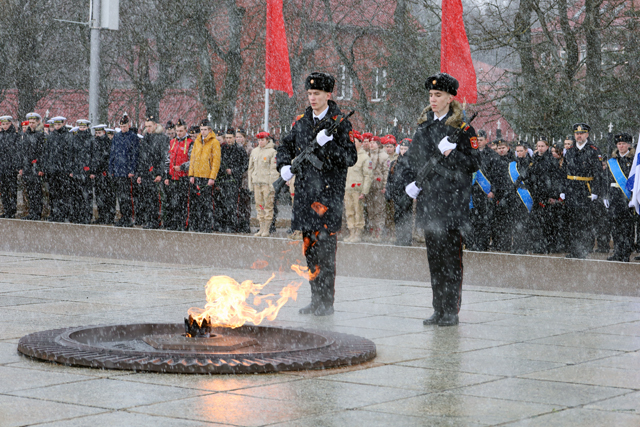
0, 172, 18, 218
393, 201, 413, 246
213, 182, 239, 232
93, 173, 115, 224
303, 230, 338, 305
610, 206, 635, 259
69, 174, 93, 224
190, 178, 213, 232
46, 172, 71, 221
469, 199, 493, 251
593, 201, 610, 252
530, 204, 552, 253
425, 229, 463, 316
511, 202, 530, 254
492, 198, 513, 251
135, 179, 160, 227
22, 174, 43, 219
164, 178, 190, 231
238, 188, 252, 233
567, 202, 595, 258
114, 177, 134, 224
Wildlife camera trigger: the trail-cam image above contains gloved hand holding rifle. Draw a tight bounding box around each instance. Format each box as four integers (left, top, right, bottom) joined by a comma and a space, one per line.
273, 110, 355, 193
405, 112, 478, 200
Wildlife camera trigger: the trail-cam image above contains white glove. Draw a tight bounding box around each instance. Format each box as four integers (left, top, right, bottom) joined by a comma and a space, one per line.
396, 145, 401, 154
316, 130, 333, 147
438, 136, 457, 154
559, 193, 565, 200
405, 181, 422, 199
604, 199, 610, 209
280, 165, 294, 182
590, 194, 598, 201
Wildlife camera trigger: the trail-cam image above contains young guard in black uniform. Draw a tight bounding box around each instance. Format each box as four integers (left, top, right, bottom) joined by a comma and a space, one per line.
402, 73, 480, 326
276, 72, 357, 316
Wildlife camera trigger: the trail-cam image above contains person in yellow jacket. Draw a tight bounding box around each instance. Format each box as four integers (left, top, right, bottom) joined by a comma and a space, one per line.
188, 119, 221, 232
344, 131, 372, 242
248, 132, 279, 236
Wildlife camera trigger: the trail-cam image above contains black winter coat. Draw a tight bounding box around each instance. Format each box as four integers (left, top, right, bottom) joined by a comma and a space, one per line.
217, 142, 248, 187
563, 141, 605, 208
528, 150, 557, 204
20, 127, 45, 175
0, 125, 20, 172
136, 129, 168, 179
276, 100, 357, 232
491, 151, 516, 204
42, 127, 70, 174
471, 147, 498, 208
91, 135, 111, 173
386, 155, 411, 205
400, 102, 479, 232
69, 130, 93, 175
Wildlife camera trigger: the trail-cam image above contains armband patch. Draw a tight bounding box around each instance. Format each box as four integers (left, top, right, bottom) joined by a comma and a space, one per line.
470, 136, 478, 149
349, 130, 354, 142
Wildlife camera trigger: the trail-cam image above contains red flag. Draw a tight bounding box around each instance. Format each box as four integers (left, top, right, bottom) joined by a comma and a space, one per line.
266, 0, 293, 97
440, 0, 477, 103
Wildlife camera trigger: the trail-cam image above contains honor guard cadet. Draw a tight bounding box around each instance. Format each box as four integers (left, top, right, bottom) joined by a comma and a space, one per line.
344, 131, 372, 243
41, 117, 70, 222
0, 116, 19, 218
401, 73, 480, 326
276, 72, 357, 316
20, 112, 45, 220
605, 133, 636, 262
563, 123, 606, 258
91, 125, 116, 224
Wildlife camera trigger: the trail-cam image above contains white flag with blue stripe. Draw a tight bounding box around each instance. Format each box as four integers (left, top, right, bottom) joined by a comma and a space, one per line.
628, 138, 640, 214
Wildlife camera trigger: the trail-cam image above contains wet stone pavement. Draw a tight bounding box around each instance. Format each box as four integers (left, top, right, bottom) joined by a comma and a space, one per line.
1, 251, 639, 426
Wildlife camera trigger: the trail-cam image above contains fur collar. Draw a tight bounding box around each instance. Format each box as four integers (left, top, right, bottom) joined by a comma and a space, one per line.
417, 100, 463, 128
611, 147, 635, 159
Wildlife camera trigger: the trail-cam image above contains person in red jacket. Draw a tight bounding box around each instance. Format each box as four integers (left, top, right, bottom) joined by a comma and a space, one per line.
164, 119, 193, 231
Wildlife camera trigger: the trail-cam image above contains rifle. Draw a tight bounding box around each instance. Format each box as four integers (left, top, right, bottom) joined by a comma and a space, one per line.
273, 110, 355, 193
414, 112, 478, 191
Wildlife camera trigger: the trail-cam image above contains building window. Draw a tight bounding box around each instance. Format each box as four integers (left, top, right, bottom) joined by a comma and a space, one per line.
372, 67, 386, 102
336, 65, 353, 101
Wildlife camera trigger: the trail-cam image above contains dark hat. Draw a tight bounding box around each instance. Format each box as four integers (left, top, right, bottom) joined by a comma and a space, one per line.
188, 125, 200, 134
400, 139, 412, 147
119, 114, 130, 125
305, 72, 335, 92
145, 114, 156, 122
496, 139, 509, 147
614, 133, 633, 143
199, 119, 211, 128
225, 127, 235, 136
573, 123, 590, 133
166, 120, 175, 130
425, 73, 458, 96
236, 127, 246, 136
176, 119, 187, 128
477, 130, 487, 138
537, 135, 549, 142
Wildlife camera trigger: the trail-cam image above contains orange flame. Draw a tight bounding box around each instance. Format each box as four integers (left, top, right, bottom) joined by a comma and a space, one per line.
188, 273, 301, 328
291, 264, 320, 281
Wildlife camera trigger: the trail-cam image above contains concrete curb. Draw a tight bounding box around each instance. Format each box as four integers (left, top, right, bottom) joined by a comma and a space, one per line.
1, 219, 638, 296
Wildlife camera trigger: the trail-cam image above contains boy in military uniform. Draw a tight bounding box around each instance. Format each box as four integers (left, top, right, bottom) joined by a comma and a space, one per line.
248, 131, 278, 237
402, 73, 480, 326
276, 72, 357, 316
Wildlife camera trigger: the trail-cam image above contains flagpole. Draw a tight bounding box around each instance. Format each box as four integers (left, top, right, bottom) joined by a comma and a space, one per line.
264, 88, 269, 132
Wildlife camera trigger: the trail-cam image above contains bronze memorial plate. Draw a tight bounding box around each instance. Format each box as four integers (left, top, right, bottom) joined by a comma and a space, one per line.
17, 323, 377, 374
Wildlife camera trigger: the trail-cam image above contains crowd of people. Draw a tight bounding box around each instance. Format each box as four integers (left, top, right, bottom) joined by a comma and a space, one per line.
0, 111, 638, 262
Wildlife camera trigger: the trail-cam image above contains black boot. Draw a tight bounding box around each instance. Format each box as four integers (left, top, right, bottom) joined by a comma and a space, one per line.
313, 302, 334, 316
438, 313, 459, 326
299, 298, 320, 314
423, 312, 442, 325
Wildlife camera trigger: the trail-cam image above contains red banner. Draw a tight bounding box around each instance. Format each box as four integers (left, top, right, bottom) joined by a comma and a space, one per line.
440, 0, 477, 104
266, 0, 293, 97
